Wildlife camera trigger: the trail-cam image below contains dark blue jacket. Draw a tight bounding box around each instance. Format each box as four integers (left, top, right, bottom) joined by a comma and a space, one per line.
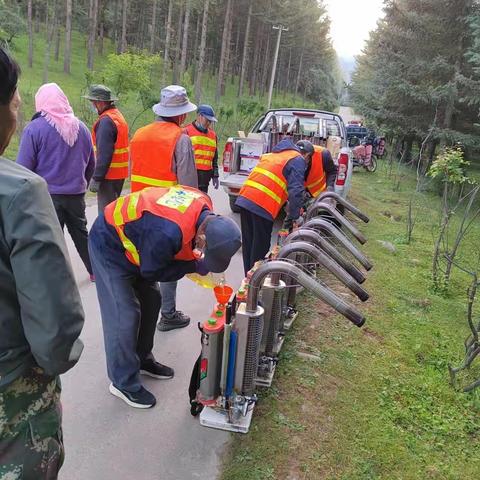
90, 209, 211, 282
236, 139, 307, 221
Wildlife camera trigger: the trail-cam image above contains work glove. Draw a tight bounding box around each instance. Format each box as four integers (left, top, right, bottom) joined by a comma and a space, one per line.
212, 176, 219, 190
293, 216, 304, 229
89, 179, 101, 193
195, 259, 210, 276
282, 216, 294, 232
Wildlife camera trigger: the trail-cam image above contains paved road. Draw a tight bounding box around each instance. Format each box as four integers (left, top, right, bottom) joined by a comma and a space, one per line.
60, 187, 245, 480
338, 106, 362, 124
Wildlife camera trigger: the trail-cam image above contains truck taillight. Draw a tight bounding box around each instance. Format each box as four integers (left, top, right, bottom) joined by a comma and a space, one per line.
336, 153, 349, 186
223, 142, 232, 173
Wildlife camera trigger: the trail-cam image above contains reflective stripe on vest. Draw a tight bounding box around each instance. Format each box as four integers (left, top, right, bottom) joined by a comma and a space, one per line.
130, 122, 181, 193
92, 108, 129, 180
306, 146, 327, 197
104, 186, 212, 266
184, 124, 217, 171
238, 149, 299, 219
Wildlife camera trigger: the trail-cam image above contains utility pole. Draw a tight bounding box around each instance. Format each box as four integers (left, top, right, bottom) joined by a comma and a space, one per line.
267, 25, 288, 109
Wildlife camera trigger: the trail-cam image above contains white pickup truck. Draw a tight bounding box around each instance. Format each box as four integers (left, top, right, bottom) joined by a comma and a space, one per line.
220, 108, 353, 212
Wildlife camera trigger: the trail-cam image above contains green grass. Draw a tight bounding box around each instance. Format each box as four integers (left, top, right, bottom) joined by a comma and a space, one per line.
4, 32, 318, 161
220, 162, 480, 479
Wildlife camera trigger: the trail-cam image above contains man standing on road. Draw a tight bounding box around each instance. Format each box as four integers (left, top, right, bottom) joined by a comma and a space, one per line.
84, 84, 129, 214
89, 185, 241, 408
130, 85, 198, 333
0, 47, 85, 479
305, 144, 337, 198
236, 139, 314, 274
184, 104, 219, 194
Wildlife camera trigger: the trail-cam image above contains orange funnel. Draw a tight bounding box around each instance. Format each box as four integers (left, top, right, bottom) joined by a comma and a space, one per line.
214, 285, 233, 305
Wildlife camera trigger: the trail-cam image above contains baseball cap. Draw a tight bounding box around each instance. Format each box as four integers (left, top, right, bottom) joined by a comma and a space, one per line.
198, 104, 217, 123
203, 216, 241, 273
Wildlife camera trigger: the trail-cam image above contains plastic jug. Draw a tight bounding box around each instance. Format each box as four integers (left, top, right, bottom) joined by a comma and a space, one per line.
186, 272, 226, 289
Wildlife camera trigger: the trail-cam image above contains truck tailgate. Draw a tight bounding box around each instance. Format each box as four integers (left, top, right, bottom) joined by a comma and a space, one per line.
220, 173, 248, 190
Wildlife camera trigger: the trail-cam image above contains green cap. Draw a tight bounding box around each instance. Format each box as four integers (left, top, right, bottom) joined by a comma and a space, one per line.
208, 318, 217, 326
82, 84, 118, 102
215, 310, 223, 317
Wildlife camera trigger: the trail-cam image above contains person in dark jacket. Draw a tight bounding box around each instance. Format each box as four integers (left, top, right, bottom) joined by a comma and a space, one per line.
84, 85, 129, 214
236, 138, 314, 274
0, 47, 85, 480
88, 186, 241, 409
17, 83, 96, 281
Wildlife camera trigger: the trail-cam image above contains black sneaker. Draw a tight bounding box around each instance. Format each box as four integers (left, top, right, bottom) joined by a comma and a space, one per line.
109, 384, 156, 409
157, 310, 191, 331
140, 359, 174, 379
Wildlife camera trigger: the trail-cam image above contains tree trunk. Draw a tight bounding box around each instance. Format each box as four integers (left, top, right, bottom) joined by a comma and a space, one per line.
260, 29, 271, 96
215, 0, 233, 102
87, 0, 99, 70
179, 0, 190, 80
98, 21, 104, 55
172, 1, 184, 84
162, 0, 173, 86
34, 3, 40, 33
192, 10, 201, 77
249, 22, 260, 96
238, 1, 252, 97
150, 0, 158, 53
295, 40, 306, 97
120, 0, 128, 53
194, 0, 209, 103
27, 0, 33, 68
43, 0, 57, 83
63, 0, 72, 73
54, 19, 61, 62
221, 1, 234, 95
114, 0, 120, 53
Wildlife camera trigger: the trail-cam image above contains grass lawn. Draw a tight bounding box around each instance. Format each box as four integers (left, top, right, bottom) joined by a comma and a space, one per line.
220, 161, 480, 479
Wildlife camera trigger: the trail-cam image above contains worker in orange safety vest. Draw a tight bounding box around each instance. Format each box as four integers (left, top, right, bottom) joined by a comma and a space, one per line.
184, 104, 219, 193
88, 185, 241, 408
84, 84, 129, 214
236, 139, 314, 274
304, 144, 337, 198
130, 85, 198, 333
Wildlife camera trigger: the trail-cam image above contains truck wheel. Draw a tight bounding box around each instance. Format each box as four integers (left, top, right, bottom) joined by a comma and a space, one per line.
229, 195, 241, 213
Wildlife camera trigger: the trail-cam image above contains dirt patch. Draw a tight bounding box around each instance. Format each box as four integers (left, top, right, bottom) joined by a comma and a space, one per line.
362, 326, 385, 343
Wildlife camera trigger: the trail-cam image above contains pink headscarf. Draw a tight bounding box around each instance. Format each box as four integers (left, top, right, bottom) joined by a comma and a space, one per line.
35, 83, 80, 147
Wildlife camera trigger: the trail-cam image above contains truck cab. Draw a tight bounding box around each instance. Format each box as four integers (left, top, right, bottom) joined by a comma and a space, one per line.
220, 108, 353, 212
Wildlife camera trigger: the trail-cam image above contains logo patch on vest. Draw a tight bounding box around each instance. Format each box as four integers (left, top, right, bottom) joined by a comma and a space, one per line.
156, 187, 202, 213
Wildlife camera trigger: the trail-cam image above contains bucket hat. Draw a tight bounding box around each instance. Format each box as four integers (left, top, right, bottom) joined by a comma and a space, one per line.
82, 84, 118, 102
153, 85, 197, 117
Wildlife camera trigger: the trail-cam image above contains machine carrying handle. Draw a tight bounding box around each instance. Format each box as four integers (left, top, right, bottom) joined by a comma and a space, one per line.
247, 260, 366, 327
316, 191, 370, 223
305, 202, 367, 244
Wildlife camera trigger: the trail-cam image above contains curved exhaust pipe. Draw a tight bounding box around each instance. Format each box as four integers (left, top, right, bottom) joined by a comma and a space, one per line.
247, 260, 365, 327
272, 242, 369, 301
315, 191, 370, 223
305, 202, 367, 244
286, 229, 366, 284
303, 219, 373, 271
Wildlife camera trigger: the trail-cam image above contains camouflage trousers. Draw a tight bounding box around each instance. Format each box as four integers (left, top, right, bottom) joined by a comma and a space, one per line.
0, 367, 64, 480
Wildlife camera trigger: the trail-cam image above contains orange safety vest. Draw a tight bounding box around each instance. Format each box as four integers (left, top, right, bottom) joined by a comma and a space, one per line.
184, 123, 217, 171
104, 186, 212, 266
305, 145, 327, 198
130, 122, 182, 193
92, 108, 129, 180
239, 149, 300, 219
